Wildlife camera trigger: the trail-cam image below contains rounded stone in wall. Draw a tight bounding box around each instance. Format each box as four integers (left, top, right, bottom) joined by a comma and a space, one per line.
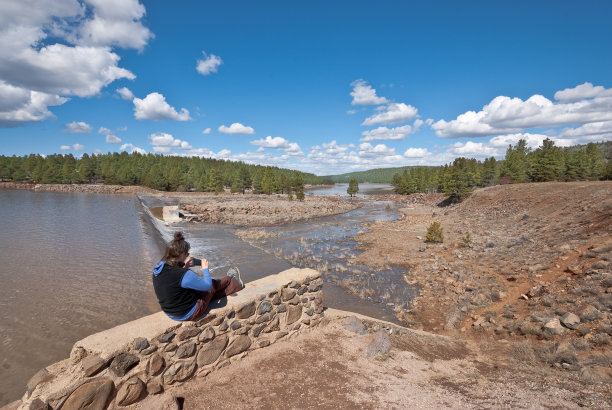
148, 354, 165, 376
61, 378, 114, 410
198, 326, 215, 343
162, 361, 197, 385
116, 377, 145, 406
225, 335, 251, 357
197, 334, 229, 367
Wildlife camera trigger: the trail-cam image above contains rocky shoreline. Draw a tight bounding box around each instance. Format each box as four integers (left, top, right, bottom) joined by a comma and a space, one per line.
0, 182, 157, 194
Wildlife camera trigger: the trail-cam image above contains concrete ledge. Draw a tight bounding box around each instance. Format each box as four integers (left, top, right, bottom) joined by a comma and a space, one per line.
73, 267, 320, 360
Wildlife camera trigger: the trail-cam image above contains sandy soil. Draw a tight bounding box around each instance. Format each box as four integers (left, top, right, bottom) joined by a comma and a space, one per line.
134, 311, 609, 409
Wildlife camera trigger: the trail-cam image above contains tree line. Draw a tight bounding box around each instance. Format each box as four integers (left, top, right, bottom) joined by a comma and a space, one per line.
0, 151, 331, 194
392, 139, 611, 202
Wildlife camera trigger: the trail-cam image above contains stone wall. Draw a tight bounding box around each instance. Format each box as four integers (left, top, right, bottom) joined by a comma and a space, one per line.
13, 268, 323, 409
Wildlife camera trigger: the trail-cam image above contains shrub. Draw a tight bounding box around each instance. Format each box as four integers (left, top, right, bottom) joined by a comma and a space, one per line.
425, 221, 444, 243
461, 233, 473, 248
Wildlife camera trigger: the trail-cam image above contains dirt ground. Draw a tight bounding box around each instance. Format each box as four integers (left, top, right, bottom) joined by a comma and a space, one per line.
175, 193, 361, 226
135, 311, 609, 409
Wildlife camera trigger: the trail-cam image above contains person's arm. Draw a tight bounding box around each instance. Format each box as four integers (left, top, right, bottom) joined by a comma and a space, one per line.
181, 269, 212, 291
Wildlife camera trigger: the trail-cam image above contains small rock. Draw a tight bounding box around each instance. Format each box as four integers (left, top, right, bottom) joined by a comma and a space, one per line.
28, 398, 49, 410
177, 326, 201, 341
81, 355, 107, 377
281, 287, 296, 301
146, 381, 163, 395
560, 312, 581, 329
116, 377, 144, 406
286, 305, 302, 325
198, 326, 215, 343
270, 294, 281, 305
158, 331, 175, 344
235, 302, 256, 319
230, 321, 242, 330
257, 301, 273, 315
141, 345, 157, 355
133, 337, 149, 351
175, 342, 197, 359
110, 353, 139, 377
258, 339, 270, 348
163, 361, 196, 384
148, 354, 165, 376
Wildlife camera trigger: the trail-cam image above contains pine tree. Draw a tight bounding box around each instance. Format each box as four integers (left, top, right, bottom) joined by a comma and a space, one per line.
347, 179, 359, 197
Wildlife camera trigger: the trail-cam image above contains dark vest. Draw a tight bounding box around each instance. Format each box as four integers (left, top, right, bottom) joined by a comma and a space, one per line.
152, 263, 199, 317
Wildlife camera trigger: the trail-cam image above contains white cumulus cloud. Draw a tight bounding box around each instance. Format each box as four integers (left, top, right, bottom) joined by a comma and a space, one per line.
362, 103, 419, 126
202, 128, 211, 134
116, 87, 134, 100
60, 143, 84, 151
149, 132, 192, 149
64, 121, 92, 133
403, 148, 429, 158
196, 51, 223, 76
98, 126, 121, 143
218, 122, 255, 134
133, 92, 192, 121
120, 143, 146, 154
250, 136, 303, 156
350, 79, 388, 106
0, 81, 68, 127
360, 124, 417, 141
432, 83, 612, 139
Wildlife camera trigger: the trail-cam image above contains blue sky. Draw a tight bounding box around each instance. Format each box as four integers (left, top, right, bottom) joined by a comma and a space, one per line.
1, 1, 611, 175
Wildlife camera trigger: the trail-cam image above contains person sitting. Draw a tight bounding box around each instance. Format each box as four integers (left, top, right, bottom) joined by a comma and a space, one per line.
152, 232, 244, 321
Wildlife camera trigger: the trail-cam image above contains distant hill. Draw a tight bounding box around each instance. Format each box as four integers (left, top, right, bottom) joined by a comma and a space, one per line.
324, 166, 436, 183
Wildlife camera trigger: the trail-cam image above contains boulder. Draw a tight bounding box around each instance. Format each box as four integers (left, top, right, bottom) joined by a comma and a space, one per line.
257, 301, 273, 315
543, 318, 567, 335
364, 330, 392, 357
560, 313, 581, 329
578, 305, 603, 322
62, 378, 114, 410
116, 377, 144, 406
343, 316, 367, 335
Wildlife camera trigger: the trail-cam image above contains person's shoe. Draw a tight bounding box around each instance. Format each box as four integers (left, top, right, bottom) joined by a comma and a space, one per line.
227, 266, 244, 289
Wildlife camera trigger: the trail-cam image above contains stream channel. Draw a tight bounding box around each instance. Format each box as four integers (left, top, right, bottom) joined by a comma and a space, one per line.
139, 183, 418, 325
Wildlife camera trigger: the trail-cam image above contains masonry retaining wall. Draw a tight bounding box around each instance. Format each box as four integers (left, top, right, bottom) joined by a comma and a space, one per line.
13, 268, 323, 409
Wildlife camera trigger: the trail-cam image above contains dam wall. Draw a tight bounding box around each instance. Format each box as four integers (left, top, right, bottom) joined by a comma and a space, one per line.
14, 268, 323, 409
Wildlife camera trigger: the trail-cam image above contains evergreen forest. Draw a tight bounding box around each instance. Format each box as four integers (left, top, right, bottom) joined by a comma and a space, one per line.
0, 152, 331, 194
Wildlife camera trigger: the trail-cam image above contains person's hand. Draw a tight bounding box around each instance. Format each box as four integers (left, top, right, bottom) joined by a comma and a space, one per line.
184, 256, 195, 267
201, 258, 209, 269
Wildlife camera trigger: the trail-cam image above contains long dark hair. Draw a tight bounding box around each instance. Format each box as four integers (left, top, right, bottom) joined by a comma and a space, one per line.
162, 232, 190, 267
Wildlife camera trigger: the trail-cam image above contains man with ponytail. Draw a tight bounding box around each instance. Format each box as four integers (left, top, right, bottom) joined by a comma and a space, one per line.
152, 232, 244, 321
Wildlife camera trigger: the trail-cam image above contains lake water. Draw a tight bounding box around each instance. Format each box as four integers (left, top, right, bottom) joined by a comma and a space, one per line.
0, 184, 409, 405
0, 190, 162, 405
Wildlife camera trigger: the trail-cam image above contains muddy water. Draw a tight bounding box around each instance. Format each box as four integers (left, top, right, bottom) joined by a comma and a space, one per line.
0, 190, 162, 405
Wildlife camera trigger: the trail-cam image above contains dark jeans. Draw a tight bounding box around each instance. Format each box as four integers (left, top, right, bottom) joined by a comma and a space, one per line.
186, 276, 242, 321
